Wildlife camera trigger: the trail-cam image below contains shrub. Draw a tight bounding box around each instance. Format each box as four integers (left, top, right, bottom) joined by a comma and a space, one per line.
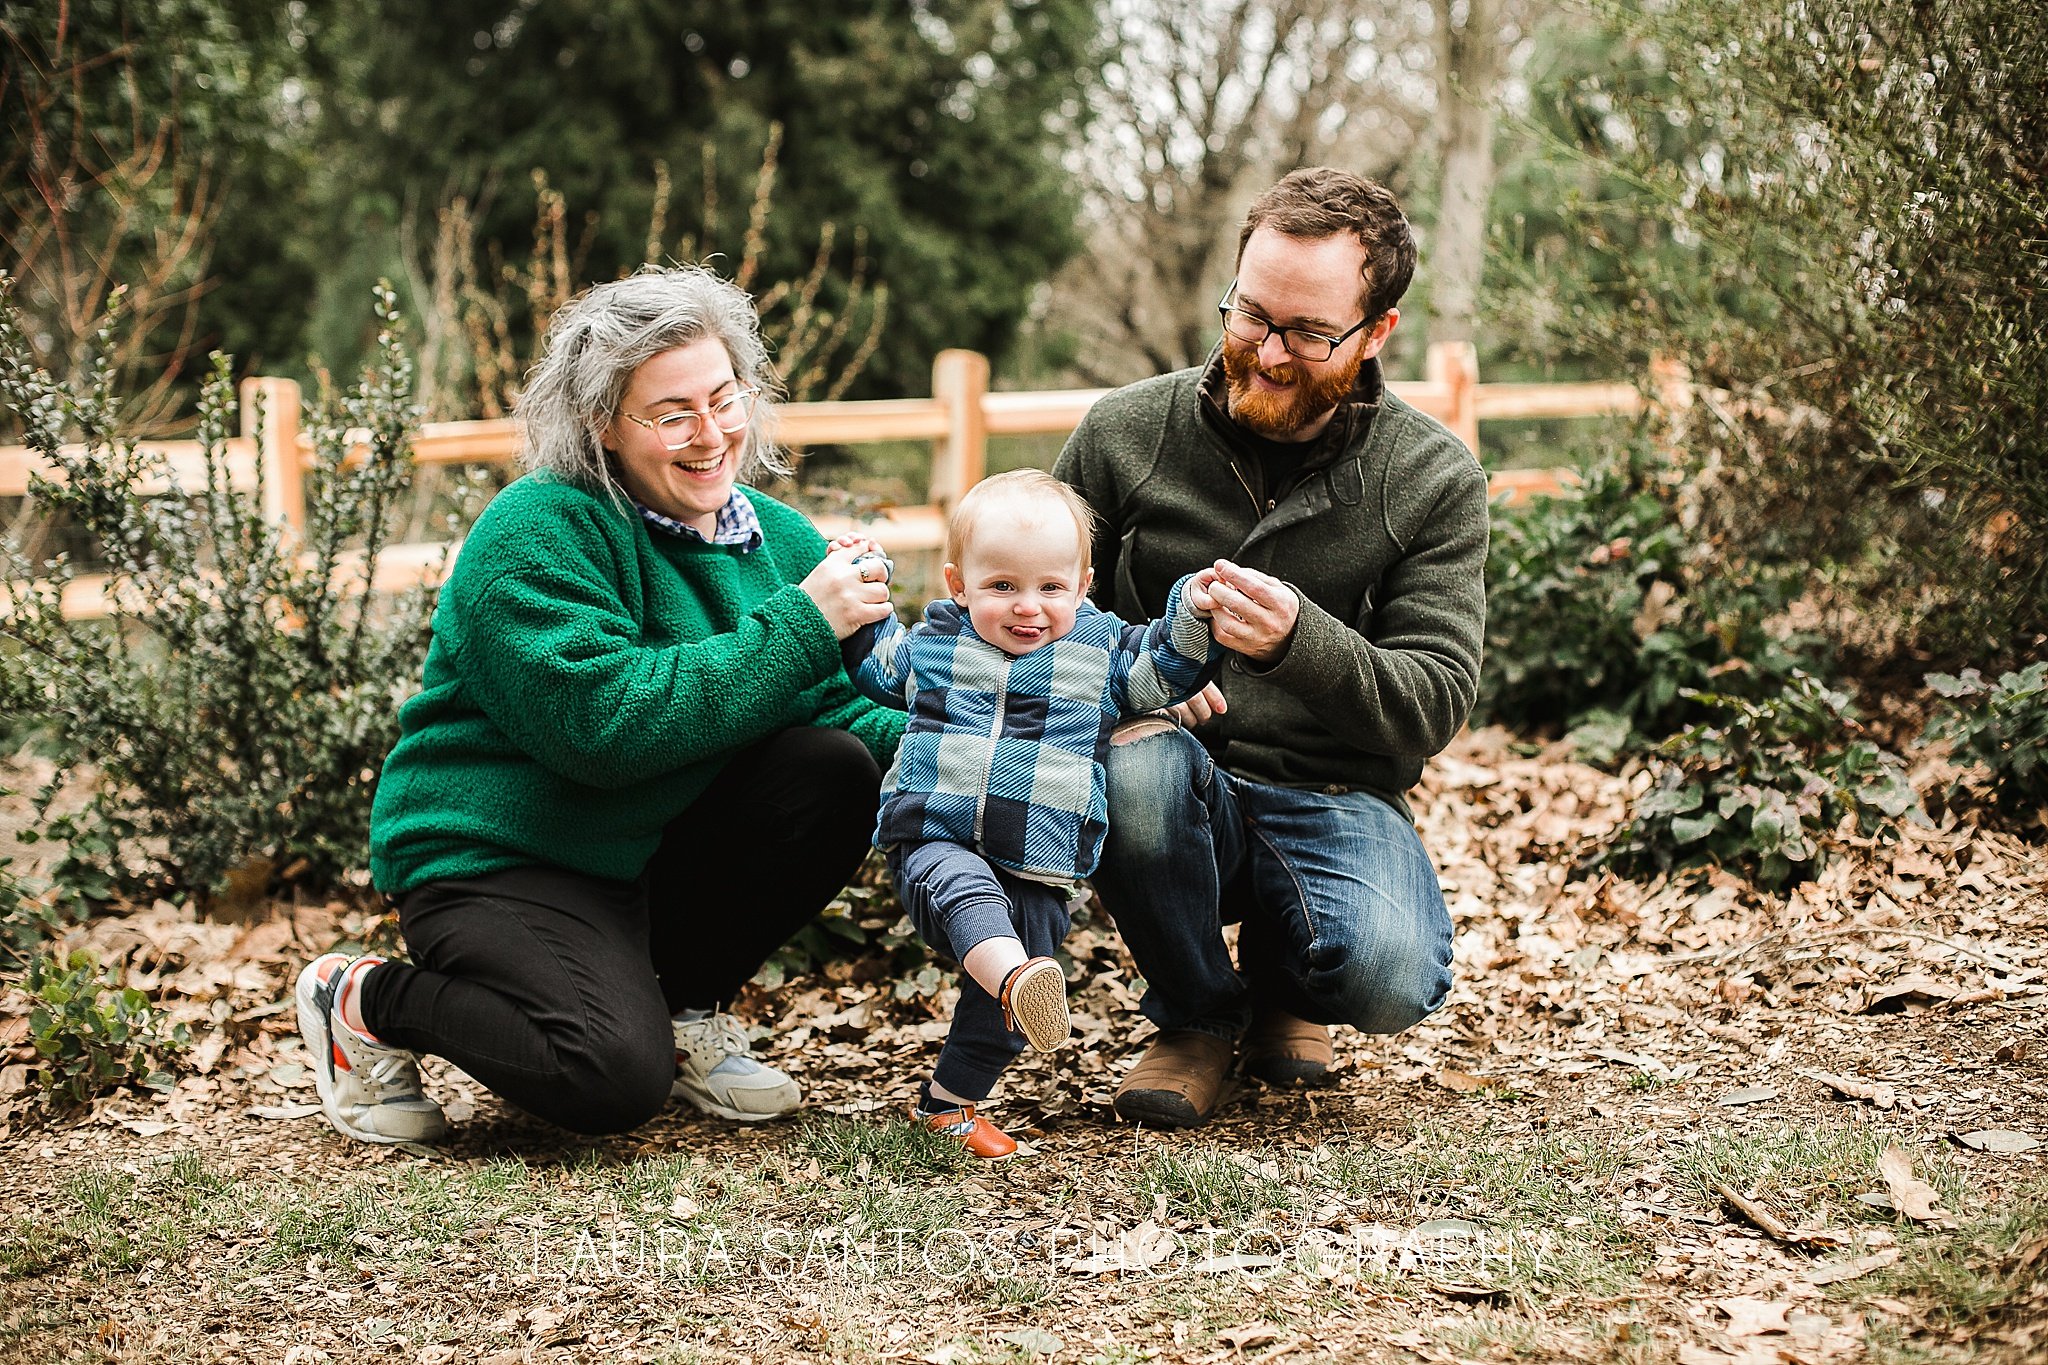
754, 853, 940, 994
1606, 674, 1922, 888
1926, 664, 2048, 829
0, 840, 75, 971
1479, 445, 1816, 756
0, 282, 432, 906
21, 948, 190, 1107
1491, 0, 2048, 665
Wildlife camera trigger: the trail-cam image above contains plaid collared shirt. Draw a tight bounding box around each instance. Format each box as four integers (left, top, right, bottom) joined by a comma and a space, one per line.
841, 576, 1217, 884
634, 490, 763, 551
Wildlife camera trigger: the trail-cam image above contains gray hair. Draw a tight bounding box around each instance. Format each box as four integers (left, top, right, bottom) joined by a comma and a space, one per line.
516, 265, 789, 492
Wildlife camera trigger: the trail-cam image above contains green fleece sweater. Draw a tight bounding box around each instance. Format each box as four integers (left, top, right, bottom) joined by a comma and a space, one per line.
1053, 354, 1488, 816
368, 474, 906, 892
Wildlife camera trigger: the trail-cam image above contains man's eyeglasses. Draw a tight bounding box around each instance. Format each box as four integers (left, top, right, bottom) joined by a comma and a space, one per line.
1217, 282, 1370, 362
620, 387, 759, 450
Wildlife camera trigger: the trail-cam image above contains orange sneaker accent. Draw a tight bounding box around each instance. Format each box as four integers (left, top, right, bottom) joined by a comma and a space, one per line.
335, 957, 385, 1044
913, 1103, 1018, 1159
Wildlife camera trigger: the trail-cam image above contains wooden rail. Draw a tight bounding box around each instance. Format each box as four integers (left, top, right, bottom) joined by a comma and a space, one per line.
4, 343, 1649, 620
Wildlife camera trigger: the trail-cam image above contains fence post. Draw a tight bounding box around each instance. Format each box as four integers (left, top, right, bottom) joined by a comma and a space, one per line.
929, 349, 989, 512
1647, 353, 1692, 462
241, 375, 304, 536
1425, 341, 1480, 454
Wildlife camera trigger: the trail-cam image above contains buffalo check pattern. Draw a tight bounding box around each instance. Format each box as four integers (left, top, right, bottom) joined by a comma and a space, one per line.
843, 576, 1217, 884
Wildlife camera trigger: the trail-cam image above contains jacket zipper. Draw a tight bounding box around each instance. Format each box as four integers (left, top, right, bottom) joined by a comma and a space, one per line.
971, 653, 1010, 845
1227, 458, 1266, 520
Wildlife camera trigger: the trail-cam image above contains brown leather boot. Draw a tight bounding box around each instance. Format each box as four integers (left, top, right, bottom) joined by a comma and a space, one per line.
1113, 1029, 1235, 1128
1241, 1009, 1333, 1087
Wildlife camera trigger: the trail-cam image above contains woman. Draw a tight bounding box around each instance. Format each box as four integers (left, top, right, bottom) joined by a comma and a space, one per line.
292, 265, 903, 1143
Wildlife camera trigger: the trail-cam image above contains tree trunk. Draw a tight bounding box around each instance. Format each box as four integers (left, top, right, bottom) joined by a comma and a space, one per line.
1431, 0, 1504, 347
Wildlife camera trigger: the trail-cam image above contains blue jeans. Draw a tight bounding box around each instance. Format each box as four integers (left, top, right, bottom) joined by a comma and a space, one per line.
1095, 725, 1453, 1041
887, 840, 1073, 1103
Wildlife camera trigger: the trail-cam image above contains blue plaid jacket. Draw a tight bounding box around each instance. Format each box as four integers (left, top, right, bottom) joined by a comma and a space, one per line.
842, 576, 1218, 884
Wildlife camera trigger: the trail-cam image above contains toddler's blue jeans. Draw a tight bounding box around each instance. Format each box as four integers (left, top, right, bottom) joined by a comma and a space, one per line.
887, 840, 1072, 1103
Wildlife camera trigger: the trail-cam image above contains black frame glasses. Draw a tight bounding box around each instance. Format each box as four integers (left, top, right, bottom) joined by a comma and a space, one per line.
1217, 281, 1370, 362
621, 387, 759, 450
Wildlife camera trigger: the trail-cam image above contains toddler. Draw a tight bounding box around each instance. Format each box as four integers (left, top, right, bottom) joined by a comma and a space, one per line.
841, 469, 1225, 1156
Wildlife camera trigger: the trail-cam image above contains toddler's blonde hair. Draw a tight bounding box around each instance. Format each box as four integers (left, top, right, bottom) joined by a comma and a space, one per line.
945, 469, 1097, 575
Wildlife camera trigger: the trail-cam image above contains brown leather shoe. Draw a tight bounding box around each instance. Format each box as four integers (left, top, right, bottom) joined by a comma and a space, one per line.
1241, 1009, 1333, 1087
914, 1103, 1018, 1159
1114, 1029, 1234, 1128
998, 957, 1070, 1052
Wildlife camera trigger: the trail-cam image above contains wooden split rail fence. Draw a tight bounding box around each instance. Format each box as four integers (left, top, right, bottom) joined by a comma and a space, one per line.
1, 342, 1654, 621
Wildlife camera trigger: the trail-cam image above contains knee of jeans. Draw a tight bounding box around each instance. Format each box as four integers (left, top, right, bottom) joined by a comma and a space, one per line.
1309, 933, 1453, 1036
533, 1026, 675, 1136
1102, 729, 1199, 852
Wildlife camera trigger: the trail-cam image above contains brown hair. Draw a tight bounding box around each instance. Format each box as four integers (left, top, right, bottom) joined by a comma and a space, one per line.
1237, 167, 1416, 324
946, 469, 1097, 575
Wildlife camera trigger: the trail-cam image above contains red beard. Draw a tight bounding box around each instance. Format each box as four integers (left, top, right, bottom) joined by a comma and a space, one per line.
1221, 338, 1365, 438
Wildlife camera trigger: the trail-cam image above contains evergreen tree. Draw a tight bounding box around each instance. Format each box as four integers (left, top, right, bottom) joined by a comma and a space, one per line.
289, 0, 1101, 398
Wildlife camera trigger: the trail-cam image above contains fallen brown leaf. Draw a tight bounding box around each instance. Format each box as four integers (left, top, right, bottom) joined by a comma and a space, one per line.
1806, 1069, 1898, 1110
1716, 1296, 1792, 1336
1216, 1323, 1282, 1349
1433, 1069, 1488, 1092
1803, 1247, 1903, 1286
1954, 1128, 2043, 1154
1715, 1085, 1779, 1107
1855, 976, 1959, 1014
1878, 1145, 1949, 1223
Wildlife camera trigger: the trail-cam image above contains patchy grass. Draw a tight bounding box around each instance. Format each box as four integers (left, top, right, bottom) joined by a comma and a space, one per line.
1136, 1145, 1297, 1223
792, 1112, 974, 1183
1873, 1179, 2048, 1337
1673, 1123, 1968, 1227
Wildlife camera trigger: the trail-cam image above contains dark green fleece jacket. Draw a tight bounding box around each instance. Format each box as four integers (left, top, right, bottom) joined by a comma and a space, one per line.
368, 473, 906, 893
1053, 353, 1488, 817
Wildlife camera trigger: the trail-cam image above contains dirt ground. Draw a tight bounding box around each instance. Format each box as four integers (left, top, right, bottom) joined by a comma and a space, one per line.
2, 728, 2045, 1364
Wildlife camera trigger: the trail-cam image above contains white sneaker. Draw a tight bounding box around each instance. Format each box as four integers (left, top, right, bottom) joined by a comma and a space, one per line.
295, 953, 449, 1145
670, 1011, 800, 1122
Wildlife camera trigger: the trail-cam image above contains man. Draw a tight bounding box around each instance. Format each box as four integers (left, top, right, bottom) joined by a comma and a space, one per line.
1053, 167, 1488, 1128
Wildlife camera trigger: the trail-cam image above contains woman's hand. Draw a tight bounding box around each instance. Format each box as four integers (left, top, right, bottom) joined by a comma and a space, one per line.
802, 543, 896, 639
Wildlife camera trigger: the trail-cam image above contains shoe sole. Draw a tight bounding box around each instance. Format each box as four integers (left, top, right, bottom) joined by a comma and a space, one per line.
1243, 1056, 1332, 1088
1112, 1087, 1214, 1129
671, 1080, 800, 1124
1005, 959, 1070, 1052
294, 956, 446, 1146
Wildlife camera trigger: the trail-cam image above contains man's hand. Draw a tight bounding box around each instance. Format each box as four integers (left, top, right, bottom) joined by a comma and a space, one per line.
1165, 681, 1227, 728
1191, 559, 1299, 664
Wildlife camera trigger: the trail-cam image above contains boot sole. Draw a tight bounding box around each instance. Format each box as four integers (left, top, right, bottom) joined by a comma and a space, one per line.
1112, 1086, 1214, 1129
1005, 959, 1071, 1052
1243, 1055, 1332, 1088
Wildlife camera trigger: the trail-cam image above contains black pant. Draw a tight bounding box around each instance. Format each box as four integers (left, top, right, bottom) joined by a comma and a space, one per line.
358, 728, 882, 1135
